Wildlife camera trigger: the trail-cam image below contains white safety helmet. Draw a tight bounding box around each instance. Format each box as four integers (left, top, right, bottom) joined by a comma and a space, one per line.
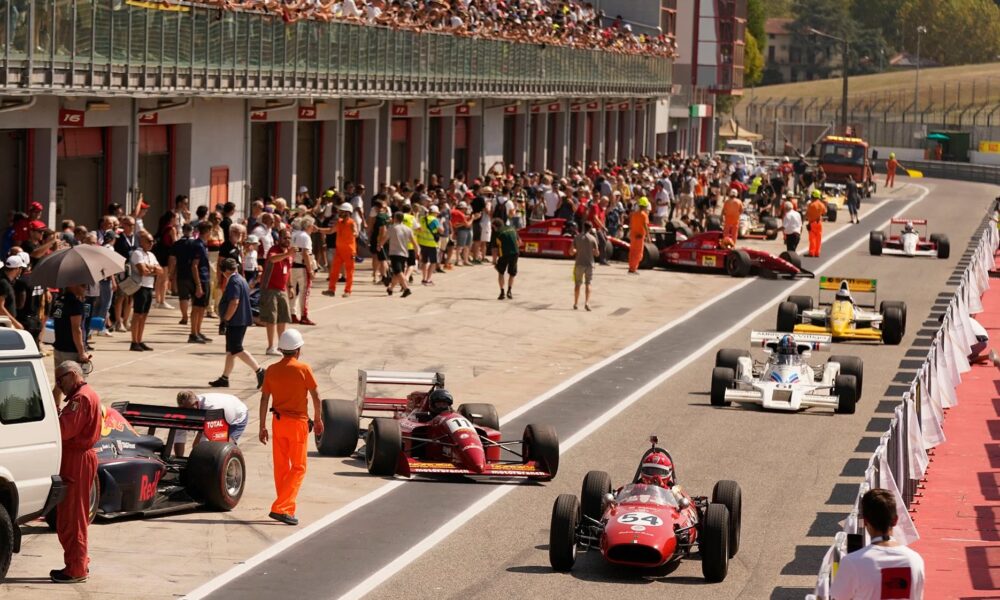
339, 202, 353, 213
278, 329, 305, 352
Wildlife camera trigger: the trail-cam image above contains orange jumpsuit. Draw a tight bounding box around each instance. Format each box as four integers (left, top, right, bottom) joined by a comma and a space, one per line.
57, 383, 102, 579
805, 199, 826, 257
262, 356, 318, 517
327, 218, 357, 294
721, 198, 743, 242
628, 210, 649, 272
886, 158, 899, 188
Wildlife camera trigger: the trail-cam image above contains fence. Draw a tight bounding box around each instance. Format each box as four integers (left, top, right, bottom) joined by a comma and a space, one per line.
0, 0, 673, 98
808, 201, 1000, 599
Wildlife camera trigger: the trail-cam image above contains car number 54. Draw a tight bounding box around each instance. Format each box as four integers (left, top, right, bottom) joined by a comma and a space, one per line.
617, 512, 663, 526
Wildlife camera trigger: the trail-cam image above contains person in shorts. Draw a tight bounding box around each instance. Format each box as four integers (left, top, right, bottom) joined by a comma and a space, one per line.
210, 258, 265, 388
382, 211, 417, 298
260, 230, 296, 355
128, 232, 162, 351
493, 218, 518, 300
571, 222, 599, 311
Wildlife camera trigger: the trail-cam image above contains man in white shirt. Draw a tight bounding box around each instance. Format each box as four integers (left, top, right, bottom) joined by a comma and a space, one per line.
830, 488, 924, 600
542, 182, 560, 217
780, 200, 803, 254
654, 178, 674, 225
172, 391, 250, 457
251, 212, 275, 257
289, 217, 316, 326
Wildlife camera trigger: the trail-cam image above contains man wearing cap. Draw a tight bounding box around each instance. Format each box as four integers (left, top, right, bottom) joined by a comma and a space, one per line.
721, 189, 743, 245
628, 198, 651, 274
324, 203, 358, 298
805, 189, 827, 257
416, 205, 444, 286
296, 186, 313, 209
451, 200, 472, 266
885, 152, 903, 189
23, 219, 58, 264
289, 217, 316, 326
259, 329, 324, 526
12, 201, 44, 244
0, 255, 24, 329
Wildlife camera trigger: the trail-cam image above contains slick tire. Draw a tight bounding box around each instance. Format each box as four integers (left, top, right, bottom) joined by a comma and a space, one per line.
869, 231, 884, 256
930, 233, 950, 259
549, 494, 580, 572
762, 217, 780, 240
365, 418, 403, 477
0, 503, 12, 583
640, 242, 660, 270
701, 504, 730, 583
715, 349, 750, 371
725, 250, 752, 278
671, 220, 694, 239
458, 403, 500, 431
712, 480, 743, 557
829, 355, 864, 399
45, 474, 100, 531
581, 470, 612, 523
779, 251, 802, 270
711, 367, 734, 408
185, 441, 245, 511
879, 301, 908, 333
776, 301, 799, 333
706, 215, 723, 232
316, 399, 360, 457
834, 374, 859, 415
786, 295, 814, 313
881, 306, 905, 345
612, 244, 629, 263
523, 424, 560, 481
826, 202, 838, 222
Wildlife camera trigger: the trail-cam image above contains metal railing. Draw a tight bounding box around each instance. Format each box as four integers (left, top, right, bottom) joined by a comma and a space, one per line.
0, 0, 673, 98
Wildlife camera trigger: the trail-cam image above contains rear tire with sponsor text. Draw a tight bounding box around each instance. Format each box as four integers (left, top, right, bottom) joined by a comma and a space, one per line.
640, 242, 660, 269
184, 441, 245, 511
701, 504, 730, 582
724, 250, 752, 277
316, 399, 360, 457
869, 231, 884, 256
711, 367, 734, 407
549, 494, 580, 572
44, 473, 99, 531
458, 403, 500, 431
522, 424, 560, 481
834, 374, 858, 415
881, 306, 905, 345
712, 480, 742, 557
829, 355, 864, 398
930, 233, 950, 259
365, 418, 403, 477
776, 301, 799, 332
581, 470, 612, 522
779, 251, 802, 270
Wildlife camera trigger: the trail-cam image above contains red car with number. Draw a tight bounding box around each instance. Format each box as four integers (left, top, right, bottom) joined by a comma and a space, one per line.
659, 230, 811, 278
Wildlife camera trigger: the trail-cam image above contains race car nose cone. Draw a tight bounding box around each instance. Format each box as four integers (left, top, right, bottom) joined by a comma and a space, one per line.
461, 445, 487, 473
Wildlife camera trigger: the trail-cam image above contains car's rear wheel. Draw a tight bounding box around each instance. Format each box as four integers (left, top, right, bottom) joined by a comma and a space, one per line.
0, 503, 12, 582
522, 424, 559, 481
715, 349, 750, 371
700, 504, 730, 582
185, 442, 245, 511
458, 403, 500, 431
762, 217, 780, 240
705, 215, 723, 232
640, 242, 660, 270
365, 418, 403, 476
930, 233, 950, 259
777, 301, 799, 332
712, 481, 742, 557
725, 250, 752, 277
829, 355, 864, 399
45, 473, 100, 532
549, 494, 580, 572
581, 470, 612, 522
869, 231, 884, 256
779, 251, 802, 270
711, 367, 734, 407
787, 295, 814, 313
881, 306, 905, 345
834, 374, 858, 415
879, 300, 908, 332
316, 399, 360, 457
826, 202, 838, 222
612, 243, 629, 262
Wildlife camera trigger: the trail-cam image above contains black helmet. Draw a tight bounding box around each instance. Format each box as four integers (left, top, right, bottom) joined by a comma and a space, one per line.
428, 389, 454, 415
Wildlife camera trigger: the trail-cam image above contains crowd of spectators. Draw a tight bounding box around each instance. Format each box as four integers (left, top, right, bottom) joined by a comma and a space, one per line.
206, 0, 677, 57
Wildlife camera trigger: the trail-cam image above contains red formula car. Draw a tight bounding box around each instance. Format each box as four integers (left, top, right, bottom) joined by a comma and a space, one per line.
315, 370, 559, 480
518, 218, 614, 260
658, 230, 811, 278
548, 437, 742, 582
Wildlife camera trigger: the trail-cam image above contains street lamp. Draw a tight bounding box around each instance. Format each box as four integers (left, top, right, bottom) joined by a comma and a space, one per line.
915, 26, 927, 112
808, 27, 849, 133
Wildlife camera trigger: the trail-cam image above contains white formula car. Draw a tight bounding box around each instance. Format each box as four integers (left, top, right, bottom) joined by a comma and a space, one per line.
710, 331, 863, 414
869, 219, 949, 259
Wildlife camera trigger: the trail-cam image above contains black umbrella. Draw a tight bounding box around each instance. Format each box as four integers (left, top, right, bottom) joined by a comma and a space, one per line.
29, 244, 125, 288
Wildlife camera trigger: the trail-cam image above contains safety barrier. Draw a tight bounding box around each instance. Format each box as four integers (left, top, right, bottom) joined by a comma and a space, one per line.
808, 200, 1000, 599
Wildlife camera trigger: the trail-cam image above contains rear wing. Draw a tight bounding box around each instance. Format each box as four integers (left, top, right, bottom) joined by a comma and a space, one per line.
818, 276, 878, 307
358, 369, 445, 414
111, 401, 230, 459
890, 218, 927, 226
750, 330, 832, 352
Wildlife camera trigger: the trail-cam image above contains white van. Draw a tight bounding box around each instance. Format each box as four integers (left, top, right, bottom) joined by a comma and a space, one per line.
0, 328, 64, 581
723, 139, 757, 159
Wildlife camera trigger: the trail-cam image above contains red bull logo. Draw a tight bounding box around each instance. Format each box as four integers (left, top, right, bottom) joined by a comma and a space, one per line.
139, 471, 161, 502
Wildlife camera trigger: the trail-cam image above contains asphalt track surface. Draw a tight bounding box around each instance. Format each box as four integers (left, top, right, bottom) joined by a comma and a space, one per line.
198, 179, 995, 600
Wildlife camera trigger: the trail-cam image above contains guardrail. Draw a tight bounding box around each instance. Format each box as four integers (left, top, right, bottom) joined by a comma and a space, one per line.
0, 0, 672, 98
807, 201, 1000, 599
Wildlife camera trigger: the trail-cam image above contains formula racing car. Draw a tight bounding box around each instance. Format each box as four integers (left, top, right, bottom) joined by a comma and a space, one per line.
706, 207, 779, 240
776, 277, 906, 345
658, 231, 811, 278
548, 436, 742, 582
315, 370, 559, 480
518, 218, 614, 260
869, 219, 950, 259
711, 331, 862, 414
45, 402, 245, 528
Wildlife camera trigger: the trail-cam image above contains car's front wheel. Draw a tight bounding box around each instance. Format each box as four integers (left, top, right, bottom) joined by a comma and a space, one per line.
0, 503, 12, 582
45, 473, 100, 531
549, 494, 580, 572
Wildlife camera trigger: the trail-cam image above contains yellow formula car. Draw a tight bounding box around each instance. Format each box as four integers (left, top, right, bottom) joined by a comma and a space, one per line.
775, 277, 906, 345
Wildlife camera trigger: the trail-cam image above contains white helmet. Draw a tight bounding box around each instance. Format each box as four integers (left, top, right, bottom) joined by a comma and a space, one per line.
278, 329, 305, 352
339, 202, 353, 213
835, 281, 852, 301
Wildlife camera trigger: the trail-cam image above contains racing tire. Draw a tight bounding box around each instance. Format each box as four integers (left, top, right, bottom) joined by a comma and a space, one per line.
715, 349, 750, 371
834, 374, 858, 415
184, 441, 245, 511
581, 470, 612, 522
712, 480, 742, 558
45, 473, 100, 532
612, 244, 629, 263
779, 251, 802, 270
724, 250, 752, 278
881, 306, 905, 346
549, 494, 580, 572
705, 215, 723, 232
711, 367, 734, 407
776, 301, 799, 332
0, 503, 13, 582
522, 424, 560, 481
786, 295, 814, 313
879, 301, 908, 332
365, 418, 403, 477
826, 202, 838, 222
316, 399, 360, 457
930, 233, 950, 259
700, 504, 730, 583
458, 403, 500, 431
830, 355, 864, 399
869, 231, 884, 256
639, 242, 660, 270
671, 220, 694, 239
762, 217, 780, 240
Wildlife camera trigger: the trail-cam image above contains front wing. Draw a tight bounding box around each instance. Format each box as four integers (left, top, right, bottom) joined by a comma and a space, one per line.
793, 323, 883, 341
724, 386, 839, 411
880, 245, 938, 258
400, 458, 554, 479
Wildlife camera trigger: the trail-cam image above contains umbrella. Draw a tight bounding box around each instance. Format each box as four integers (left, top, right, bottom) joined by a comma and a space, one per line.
927, 132, 950, 141
29, 244, 125, 288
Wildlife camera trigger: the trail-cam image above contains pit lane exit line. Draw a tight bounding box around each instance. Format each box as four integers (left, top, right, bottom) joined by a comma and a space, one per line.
182, 190, 914, 600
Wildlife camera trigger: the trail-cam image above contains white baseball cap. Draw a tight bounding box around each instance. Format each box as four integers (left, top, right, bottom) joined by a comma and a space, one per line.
429, 205, 440, 214
4, 255, 24, 269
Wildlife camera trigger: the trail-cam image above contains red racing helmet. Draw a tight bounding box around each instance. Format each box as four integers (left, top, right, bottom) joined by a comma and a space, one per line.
639, 452, 674, 488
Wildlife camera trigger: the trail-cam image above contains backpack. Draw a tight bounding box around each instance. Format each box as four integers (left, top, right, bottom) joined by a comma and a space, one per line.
492, 198, 508, 223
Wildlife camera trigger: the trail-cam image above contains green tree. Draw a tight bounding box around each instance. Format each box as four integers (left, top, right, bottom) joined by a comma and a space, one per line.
849, 0, 906, 50
744, 32, 765, 86
899, 0, 1000, 65
790, 0, 853, 80
747, 0, 767, 45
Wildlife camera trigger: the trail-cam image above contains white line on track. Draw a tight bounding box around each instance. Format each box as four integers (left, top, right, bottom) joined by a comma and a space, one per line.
183, 188, 927, 600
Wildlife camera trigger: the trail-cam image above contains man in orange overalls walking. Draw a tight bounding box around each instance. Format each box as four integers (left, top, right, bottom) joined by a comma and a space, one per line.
805, 189, 827, 257
259, 329, 323, 526
885, 152, 904, 188
51, 360, 102, 583
324, 203, 358, 298
721, 189, 744, 244
628, 198, 651, 274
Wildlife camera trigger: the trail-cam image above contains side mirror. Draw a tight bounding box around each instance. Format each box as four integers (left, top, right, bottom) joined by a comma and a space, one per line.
603, 493, 615, 504
679, 496, 690, 508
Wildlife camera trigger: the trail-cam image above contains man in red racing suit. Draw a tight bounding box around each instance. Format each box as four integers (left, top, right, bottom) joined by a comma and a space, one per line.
51, 360, 102, 583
